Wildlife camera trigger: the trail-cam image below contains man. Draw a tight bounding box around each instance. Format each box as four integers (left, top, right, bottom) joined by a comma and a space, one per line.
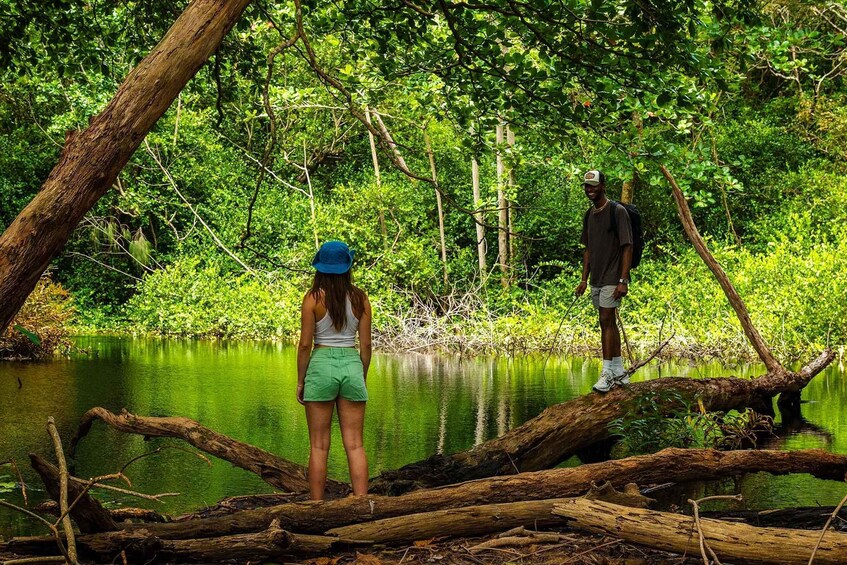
575, 170, 633, 392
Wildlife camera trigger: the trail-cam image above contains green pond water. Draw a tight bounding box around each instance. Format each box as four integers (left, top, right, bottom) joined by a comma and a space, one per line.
1, 337, 846, 537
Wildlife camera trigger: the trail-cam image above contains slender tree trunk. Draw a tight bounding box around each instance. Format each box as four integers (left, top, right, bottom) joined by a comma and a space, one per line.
620, 111, 641, 205
660, 165, 784, 374
495, 123, 508, 287
364, 106, 388, 249
506, 124, 516, 281
471, 156, 486, 274
425, 132, 448, 286
0, 0, 254, 334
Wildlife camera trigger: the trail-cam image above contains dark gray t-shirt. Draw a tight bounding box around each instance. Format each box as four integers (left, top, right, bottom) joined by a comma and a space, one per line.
580, 202, 634, 287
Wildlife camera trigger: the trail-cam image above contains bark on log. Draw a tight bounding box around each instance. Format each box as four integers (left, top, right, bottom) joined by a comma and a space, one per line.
11, 447, 847, 552
69, 407, 348, 495
29, 454, 119, 534
0, 0, 253, 334
370, 349, 834, 494
326, 499, 569, 544
8, 521, 362, 563
552, 498, 847, 564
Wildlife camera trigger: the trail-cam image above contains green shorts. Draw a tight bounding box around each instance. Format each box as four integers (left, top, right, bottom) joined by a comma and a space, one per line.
304, 347, 368, 402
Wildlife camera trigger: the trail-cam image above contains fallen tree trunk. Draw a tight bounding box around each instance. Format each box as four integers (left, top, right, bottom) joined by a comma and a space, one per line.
327, 499, 569, 544
69, 407, 348, 495
11, 447, 847, 553
553, 497, 847, 564
6, 521, 362, 563
369, 349, 834, 494
30, 453, 119, 533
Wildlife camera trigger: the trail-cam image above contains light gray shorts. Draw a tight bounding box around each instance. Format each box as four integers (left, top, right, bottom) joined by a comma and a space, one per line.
591, 285, 621, 309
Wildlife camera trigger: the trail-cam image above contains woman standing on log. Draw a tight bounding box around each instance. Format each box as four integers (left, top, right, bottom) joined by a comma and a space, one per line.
297, 240, 372, 500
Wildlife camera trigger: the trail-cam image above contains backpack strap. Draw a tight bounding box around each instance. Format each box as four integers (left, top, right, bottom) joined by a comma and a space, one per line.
608, 200, 618, 235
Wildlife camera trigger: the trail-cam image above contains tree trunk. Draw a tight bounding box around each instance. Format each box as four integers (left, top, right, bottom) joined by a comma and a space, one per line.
327, 499, 569, 545
495, 123, 509, 287
471, 156, 486, 274
69, 407, 349, 495
553, 498, 847, 564
14, 447, 847, 552
7, 522, 359, 564
506, 124, 516, 281
0, 0, 254, 334
425, 132, 449, 286
369, 350, 833, 493
660, 165, 783, 374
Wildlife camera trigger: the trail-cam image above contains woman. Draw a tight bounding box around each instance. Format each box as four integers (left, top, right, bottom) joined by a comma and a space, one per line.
297, 240, 372, 500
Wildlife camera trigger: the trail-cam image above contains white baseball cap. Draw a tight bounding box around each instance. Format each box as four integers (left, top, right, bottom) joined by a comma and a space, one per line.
583, 170, 602, 186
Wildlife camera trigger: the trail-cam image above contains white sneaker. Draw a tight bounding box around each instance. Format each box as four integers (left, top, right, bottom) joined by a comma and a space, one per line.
592, 369, 617, 393
614, 371, 631, 386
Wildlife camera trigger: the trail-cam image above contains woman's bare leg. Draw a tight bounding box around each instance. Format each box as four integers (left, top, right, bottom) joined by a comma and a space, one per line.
336, 398, 368, 495
305, 400, 336, 500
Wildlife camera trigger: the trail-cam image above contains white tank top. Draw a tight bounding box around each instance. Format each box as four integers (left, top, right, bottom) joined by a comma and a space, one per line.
314, 297, 359, 347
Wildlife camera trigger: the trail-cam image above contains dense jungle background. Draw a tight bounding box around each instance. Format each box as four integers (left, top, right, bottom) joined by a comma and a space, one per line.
1, 0, 846, 360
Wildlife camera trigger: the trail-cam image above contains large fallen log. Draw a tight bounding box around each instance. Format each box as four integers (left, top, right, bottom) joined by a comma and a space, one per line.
327, 499, 569, 543
553, 497, 847, 564
11, 447, 847, 554
68, 407, 348, 495
370, 349, 834, 493
5, 521, 363, 563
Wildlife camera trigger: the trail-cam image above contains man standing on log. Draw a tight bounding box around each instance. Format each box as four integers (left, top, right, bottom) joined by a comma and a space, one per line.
575, 170, 633, 393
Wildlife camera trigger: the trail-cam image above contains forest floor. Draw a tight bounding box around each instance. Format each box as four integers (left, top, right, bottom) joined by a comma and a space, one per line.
342, 532, 695, 565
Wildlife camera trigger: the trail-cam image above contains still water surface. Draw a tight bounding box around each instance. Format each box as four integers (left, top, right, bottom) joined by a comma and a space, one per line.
1, 337, 845, 536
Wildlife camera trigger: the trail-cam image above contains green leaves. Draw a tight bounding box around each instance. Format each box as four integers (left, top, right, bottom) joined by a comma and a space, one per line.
13, 324, 41, 346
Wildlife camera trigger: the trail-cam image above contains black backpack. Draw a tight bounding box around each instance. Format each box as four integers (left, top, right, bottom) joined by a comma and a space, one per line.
583, 201, 644, 269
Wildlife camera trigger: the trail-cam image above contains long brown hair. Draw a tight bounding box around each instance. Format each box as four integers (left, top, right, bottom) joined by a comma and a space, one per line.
309, 271, 365, 330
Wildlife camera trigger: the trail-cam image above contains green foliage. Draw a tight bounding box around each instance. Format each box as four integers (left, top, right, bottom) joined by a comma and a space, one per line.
609, 390, 774, 457
0, 0, 845, 360
0, 278, 75, 359
123, 257, 303, 339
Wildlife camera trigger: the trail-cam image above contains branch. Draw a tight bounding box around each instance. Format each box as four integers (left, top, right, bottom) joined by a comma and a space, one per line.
46, 417, 77, 564
659, 164, 784, 375
144, 140, 256, 274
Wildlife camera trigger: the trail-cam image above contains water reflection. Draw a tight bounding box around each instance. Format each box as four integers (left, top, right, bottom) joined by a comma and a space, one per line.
0, 337, 844, 537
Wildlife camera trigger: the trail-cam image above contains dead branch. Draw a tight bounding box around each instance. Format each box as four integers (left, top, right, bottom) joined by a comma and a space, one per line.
660, 164, 783, 374
689, 494, 743, 565
68, 407, 349, 495
46, 418, 76, 564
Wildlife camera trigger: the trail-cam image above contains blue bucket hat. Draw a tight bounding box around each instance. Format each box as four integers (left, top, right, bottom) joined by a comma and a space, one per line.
311, 240, 354, 274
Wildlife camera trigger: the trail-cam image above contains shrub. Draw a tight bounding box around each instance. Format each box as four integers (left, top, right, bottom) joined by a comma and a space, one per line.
0, 277, 75, 359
